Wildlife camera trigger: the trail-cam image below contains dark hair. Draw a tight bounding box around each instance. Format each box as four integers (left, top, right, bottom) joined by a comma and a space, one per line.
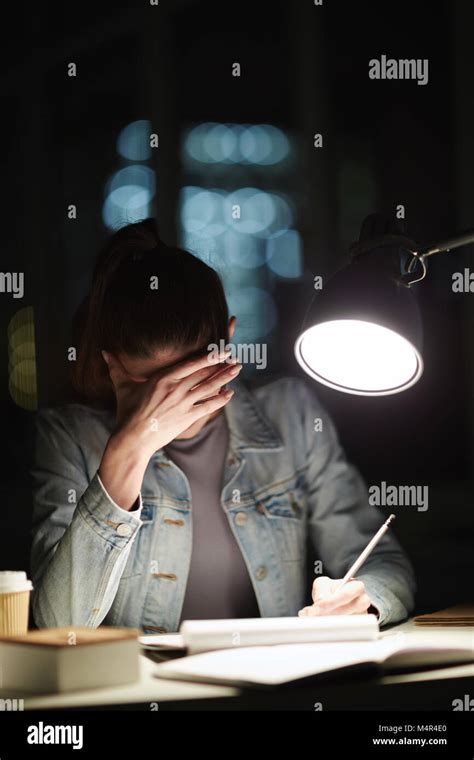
71, 218, 229, 407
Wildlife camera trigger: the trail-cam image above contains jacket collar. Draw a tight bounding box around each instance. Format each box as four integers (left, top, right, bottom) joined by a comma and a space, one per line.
224, 379, 284, 452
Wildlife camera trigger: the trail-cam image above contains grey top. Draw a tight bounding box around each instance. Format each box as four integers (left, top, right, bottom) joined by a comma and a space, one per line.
165, 411, 260, 622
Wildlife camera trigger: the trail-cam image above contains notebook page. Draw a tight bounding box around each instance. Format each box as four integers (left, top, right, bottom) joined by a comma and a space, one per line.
154, 640, 388, 686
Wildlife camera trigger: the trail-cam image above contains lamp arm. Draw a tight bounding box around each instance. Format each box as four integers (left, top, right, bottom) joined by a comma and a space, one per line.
418, 229, 474, 258
404, 228, 474, 286
348, 226, 474, 287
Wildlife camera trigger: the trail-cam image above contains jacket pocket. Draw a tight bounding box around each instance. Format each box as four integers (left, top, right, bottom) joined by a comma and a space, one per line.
255, 482, 306, 561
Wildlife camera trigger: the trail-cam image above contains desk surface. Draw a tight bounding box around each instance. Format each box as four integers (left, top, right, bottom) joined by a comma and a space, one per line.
9, 619, 474, 710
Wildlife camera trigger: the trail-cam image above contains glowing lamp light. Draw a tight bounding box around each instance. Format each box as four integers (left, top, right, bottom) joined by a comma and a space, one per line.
295, 319, 423, 396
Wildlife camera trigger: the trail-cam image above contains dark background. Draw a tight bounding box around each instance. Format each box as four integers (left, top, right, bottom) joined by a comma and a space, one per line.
1, 0, 473, 615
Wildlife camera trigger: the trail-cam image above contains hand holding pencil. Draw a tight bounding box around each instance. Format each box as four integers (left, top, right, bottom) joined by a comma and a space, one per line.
298, 514, 396, 618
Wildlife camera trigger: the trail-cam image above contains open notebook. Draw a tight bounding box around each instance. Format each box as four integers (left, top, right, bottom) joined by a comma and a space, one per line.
140, 615, 379, 654
153, 633, 474, 688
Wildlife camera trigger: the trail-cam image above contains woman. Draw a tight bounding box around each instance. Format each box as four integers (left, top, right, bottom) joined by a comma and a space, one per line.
31, 218, 416, 633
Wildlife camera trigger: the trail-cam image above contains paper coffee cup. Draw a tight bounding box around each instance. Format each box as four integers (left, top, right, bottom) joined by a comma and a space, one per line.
0, 571, 33, 636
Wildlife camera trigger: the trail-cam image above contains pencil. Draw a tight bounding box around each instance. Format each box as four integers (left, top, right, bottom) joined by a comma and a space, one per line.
333, 514, 396, 594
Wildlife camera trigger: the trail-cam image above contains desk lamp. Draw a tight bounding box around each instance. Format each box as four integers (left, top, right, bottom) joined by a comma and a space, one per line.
295, 214, 474, 396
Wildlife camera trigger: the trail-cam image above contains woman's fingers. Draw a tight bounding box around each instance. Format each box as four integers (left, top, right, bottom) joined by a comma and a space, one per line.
313, 588, 366, 614
312, 577, 365, 604
166, 349, 231, 381
311, 576, 333, 601
176, 359, 238, 395
300, 576, 371, 617
307, 577, 368, 615
188, 388, 235, 421
299, 593, 371, 617
187, 362, 242, 403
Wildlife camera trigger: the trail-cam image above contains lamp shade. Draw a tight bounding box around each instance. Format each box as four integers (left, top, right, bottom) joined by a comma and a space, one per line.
294, 245, 424, 396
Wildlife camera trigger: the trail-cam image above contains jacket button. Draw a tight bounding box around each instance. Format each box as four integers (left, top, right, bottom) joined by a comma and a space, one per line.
116, 523, 132, 537
255, 565, 267, 581
234, 512, 247, 527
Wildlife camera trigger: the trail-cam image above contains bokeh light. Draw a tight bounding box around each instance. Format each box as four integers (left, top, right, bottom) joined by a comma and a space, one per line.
184, 123, 290, 165
222, 230, 266, 269
226, 287, 278, 342
266, 229, 303, 278
116, 120, 152, 161
180, 187, 227, 238
203, 124, 239, 163
179, 122, 296, 359
225, 188, 276, 235
8, 307, 37, 411
102, 165, 155, 229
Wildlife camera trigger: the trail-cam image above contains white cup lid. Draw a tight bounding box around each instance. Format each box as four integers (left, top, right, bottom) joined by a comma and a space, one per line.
0, 571, 33, 593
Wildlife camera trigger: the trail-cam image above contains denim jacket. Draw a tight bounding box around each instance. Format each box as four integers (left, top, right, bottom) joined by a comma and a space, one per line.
30, 377, 416, 633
